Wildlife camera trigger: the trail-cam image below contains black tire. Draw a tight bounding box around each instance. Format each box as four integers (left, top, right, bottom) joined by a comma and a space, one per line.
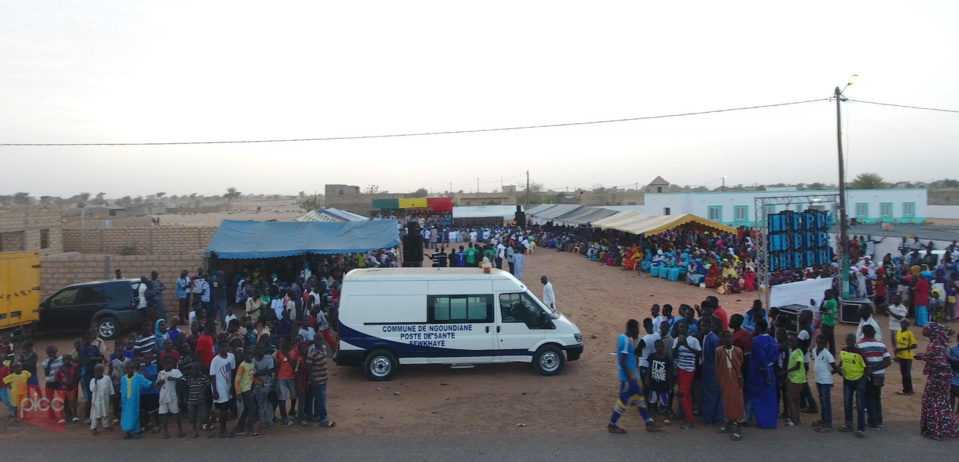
533, 344, 565, 376
364, 349, 398, 381
97, 315, 122, 340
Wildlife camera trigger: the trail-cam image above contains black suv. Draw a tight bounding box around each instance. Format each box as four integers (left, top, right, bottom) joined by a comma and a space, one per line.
37, 279, 147, 340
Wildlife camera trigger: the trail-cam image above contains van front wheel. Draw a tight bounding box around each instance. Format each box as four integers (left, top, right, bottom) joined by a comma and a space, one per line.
533, 345, 565, 376
365, 349, 398, 381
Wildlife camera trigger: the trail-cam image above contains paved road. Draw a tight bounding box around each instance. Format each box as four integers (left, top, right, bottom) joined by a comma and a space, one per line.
5, 421, 955, 461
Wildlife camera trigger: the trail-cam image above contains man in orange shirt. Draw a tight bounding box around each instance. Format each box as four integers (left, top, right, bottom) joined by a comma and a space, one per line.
272, 337, 301, 427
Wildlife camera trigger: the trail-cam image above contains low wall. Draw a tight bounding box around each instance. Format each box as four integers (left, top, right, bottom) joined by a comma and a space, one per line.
63, 226, 217, 255
927, 205, 959, 220
39, 253, 206, 317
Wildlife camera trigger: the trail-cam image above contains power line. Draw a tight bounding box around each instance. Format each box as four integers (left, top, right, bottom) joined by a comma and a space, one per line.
0, 98, 829, 147
845, 99, 959, 114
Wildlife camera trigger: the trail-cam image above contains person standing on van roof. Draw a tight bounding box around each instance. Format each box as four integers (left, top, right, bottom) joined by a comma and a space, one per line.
541, 276, 555, 309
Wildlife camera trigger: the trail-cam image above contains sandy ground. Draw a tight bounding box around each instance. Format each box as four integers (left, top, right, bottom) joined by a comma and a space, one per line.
2, 245, 952, 441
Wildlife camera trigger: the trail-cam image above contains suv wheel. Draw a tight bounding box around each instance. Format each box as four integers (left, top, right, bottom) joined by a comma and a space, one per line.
98, 316, 121, 340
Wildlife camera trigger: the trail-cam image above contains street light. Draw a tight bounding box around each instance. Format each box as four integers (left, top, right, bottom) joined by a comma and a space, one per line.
835, 74, 857, 298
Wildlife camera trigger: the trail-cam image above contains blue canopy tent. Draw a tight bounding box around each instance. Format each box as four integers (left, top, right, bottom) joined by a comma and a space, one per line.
205, 220, 400, 259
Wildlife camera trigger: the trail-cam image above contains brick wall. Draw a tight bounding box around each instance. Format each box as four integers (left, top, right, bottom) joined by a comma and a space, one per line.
39, 253, 205, 318
0, 205, 64, 254
62, 226, 217, 255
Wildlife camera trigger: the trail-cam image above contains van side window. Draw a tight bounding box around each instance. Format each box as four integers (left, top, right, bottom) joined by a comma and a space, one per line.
76, 287, 106, 304
428, 295, 492, 323
499, 293, 552, 330
51, 288, 79, 307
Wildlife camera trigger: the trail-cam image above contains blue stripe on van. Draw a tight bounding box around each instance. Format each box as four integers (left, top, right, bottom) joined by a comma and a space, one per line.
338, 323, 532, 358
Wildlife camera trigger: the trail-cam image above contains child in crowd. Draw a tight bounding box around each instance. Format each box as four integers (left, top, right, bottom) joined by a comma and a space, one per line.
167, 317, 182, 344
812, 335, 842, 433
0, 361, 12, 418
784, 333, 805, 426
120, 362, 155, 439
234, 349, 260, 437
252, 343, 275, 429
244, 321, 258, 349
41, 345, 63, 422
109, 340, 131, 424
157, 355, 185, 439
55, 353, 81, 423
139, 351, 161, 433
894, 318, 917, 395
3, 362, 30, 421
210, 341, 236, 438
839, 333, 867, 438
89, 364, 114, 435
159, 339, 180, 368
19, 339, 39, 386
185, 362, 214, 439
645, 339, 673, 424
298, 321, 316, 343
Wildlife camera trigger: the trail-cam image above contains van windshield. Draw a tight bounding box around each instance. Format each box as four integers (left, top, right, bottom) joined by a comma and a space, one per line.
524, 291, 559, 320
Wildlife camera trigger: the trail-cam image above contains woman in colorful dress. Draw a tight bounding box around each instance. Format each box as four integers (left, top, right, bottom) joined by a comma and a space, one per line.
916, 322, 959, 441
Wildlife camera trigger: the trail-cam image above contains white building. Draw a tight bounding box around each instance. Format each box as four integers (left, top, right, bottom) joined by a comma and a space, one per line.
643, 188, 927, 227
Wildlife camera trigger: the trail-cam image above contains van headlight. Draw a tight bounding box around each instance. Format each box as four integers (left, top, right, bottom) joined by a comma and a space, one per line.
574, 333, 582, 343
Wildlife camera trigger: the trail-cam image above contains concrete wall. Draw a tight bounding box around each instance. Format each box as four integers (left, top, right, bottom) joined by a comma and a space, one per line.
0, 205, 64, 254
62, 226, 217, 255
643, 189, 927, 226
927, 205, 959, 220
39, 253, 205, 315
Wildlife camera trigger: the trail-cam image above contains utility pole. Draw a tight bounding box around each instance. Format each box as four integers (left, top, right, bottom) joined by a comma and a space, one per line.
835, 86, 850, 298
525, 170, 530, 210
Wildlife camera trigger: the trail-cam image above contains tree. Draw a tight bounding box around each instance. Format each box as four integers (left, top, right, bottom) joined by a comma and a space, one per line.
849, 173, 886, 189
364, 185, 380, 194
298, 191, 306, 200
133, 196, 143, 204
156, 192, 166, 198
808, 182, 825, 190
79, 192, 91, 203
413, 188, 428, 197
223, 188, 240, 203
522, 182, 546, 204
94, 192, 107, 206
39, 196, 54, 204
11, 192, 32, 205
298, 193, 323, 212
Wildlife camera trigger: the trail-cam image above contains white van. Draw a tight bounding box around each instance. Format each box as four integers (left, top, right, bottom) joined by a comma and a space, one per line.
335, 268, 584, 381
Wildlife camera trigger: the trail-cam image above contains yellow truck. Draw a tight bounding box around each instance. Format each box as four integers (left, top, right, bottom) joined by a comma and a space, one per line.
0, 251, 41, 334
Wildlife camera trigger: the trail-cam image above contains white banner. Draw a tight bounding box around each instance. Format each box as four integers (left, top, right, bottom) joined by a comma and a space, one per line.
770, 278, 832, 308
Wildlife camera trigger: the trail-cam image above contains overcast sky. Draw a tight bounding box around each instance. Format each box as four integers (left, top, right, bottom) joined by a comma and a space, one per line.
1, 1, 957, 199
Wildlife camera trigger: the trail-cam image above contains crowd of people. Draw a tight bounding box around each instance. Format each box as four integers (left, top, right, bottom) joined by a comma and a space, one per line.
0, 255, 366, 439
607, 295, 959, 441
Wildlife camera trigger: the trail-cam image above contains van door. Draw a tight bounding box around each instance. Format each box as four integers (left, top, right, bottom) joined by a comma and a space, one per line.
73, 285, 108, 328
425, 294, 495, 364
39, 287, 81, 331
495, 292, 547, 362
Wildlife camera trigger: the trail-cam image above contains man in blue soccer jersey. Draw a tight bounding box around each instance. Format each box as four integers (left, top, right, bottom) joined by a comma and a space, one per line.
608, 319, 661, 434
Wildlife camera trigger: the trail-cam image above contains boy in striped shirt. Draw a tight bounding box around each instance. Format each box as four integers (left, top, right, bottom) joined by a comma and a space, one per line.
856, 324, 891, 430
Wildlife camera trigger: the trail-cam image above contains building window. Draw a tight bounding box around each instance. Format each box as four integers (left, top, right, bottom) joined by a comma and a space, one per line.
764, 205, 776, 216
734, 206, 748, 221
879, 202, 893, 219
40, 229, 50, 249
855, 203, 868, 218
708, 206, 722, 221
663, 207, 671, 216
903, 202, 915, 217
